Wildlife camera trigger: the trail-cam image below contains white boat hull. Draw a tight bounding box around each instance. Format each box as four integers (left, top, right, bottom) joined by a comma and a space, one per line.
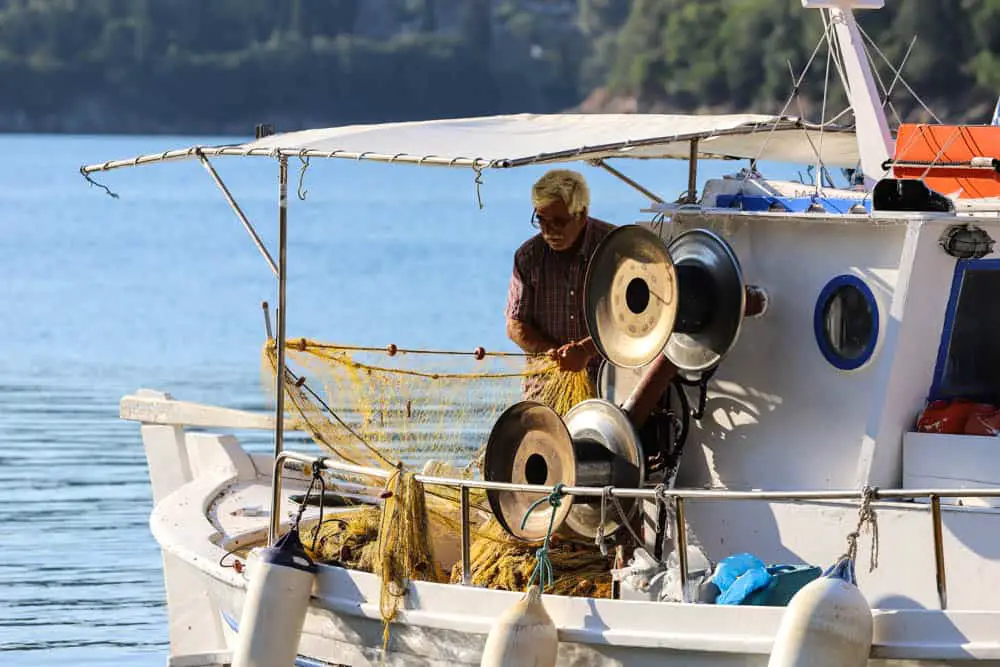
129, 388, 1000, 667
204, 564, 1000, 666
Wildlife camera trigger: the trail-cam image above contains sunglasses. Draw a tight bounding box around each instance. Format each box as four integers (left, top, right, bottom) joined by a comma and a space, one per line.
530, 209, 579, 231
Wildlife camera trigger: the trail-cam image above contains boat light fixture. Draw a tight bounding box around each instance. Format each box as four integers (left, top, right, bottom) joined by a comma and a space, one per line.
939, 224, 996, 260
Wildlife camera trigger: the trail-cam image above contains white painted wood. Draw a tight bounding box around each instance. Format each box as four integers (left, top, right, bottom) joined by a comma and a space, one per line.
161, 552, 232, 667
186, 433, 258, 483
659, 214, 905, 492
167, 650, 232, 667
121, 391, 277, 430
134, 390, 195, 505
904, 431, 1000, 507
903, 432, 1000, 483
860, 219, 1000, 489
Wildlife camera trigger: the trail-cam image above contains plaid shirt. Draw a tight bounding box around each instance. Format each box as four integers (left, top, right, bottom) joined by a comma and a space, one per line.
505, 218, 615, 383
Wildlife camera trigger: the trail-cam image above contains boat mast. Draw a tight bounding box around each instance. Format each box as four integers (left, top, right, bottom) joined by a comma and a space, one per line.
805, 1, 893, 190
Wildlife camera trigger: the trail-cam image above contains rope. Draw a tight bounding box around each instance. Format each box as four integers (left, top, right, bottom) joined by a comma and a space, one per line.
473, 164, 485, 210
326, 358, 555, 381
519, 483, 566, 591
741, 22, 835, 186
264, 347, 399, 468
79, 166, 120, 199
855, 22, 941, 124
297, 156, 310, 201
841, 486, 880, 573
282, 338, 533, 358
595, 486, 611, 556
609, 492, 644, 548
917, 127, 964, 182
785, 59, 829, 174
291, 461, 328, 553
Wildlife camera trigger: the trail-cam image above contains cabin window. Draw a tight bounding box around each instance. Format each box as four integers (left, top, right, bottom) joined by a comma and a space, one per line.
931, 259, 1000, 403
814, 275, 879, 371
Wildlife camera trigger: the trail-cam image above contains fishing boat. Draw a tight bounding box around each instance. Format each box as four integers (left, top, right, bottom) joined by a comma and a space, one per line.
81, 1, 1000, 665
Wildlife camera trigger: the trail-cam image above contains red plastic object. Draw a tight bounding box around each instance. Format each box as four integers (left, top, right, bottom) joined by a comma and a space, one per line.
916, 399, 996, 434
966, 409, 1000, 436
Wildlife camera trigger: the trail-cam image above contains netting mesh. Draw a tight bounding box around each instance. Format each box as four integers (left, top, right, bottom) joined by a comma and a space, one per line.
261, 337, 613, 643
261, 338, 595, 472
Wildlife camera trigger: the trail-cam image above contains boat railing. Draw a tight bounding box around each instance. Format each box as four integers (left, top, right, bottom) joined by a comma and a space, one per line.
271, 450, 1000, 609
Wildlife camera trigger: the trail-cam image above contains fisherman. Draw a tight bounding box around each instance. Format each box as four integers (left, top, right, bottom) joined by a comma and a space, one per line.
505, 168, 614, 389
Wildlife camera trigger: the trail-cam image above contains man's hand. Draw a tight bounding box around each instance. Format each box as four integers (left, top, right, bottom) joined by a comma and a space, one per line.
552, 341, 591, 372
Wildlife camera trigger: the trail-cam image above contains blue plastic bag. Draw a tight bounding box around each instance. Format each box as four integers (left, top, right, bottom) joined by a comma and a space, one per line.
711, 553, 774, 605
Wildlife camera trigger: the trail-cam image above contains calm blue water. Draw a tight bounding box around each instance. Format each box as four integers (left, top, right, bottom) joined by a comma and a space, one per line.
0, 132, 794, 665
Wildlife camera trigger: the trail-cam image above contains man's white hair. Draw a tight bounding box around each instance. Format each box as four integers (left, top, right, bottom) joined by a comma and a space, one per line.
531, 169, 590, 217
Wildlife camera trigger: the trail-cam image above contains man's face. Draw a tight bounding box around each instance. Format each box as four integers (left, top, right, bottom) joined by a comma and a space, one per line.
535, 199, 586, 252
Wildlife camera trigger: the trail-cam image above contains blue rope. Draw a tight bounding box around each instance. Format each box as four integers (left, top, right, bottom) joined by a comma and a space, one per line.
519, 483, 566, 591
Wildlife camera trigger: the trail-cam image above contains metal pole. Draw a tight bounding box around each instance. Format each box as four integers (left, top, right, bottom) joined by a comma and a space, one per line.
930, 494, 948, 609
269, 452, 290, 544
674, 497, 690, 603
687, 140, 699, 204
198, 153, 279, 277
269, 156, 289, 546
262, 301, 274, 340
460, 486, 472, 585
591, 159, 665, 204
268, 450, 318, 544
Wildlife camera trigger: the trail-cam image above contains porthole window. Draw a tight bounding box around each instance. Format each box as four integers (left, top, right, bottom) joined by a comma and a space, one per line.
814, 275, 879, 371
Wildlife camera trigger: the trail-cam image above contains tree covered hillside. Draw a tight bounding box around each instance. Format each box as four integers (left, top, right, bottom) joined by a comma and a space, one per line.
0, 0, 996, 134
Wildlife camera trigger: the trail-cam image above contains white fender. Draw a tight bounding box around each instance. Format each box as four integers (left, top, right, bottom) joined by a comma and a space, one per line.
232, 529, 317, 667
480, 585, 558, 667
767, 558, 872, 667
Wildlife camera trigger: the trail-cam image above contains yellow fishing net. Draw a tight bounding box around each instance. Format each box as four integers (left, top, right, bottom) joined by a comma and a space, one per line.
262, 338, 608, 644
261, 337, 595, 472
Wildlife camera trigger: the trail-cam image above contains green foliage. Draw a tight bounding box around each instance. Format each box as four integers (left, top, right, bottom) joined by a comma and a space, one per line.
0, 0, 997, 131
610, 0, 998, 121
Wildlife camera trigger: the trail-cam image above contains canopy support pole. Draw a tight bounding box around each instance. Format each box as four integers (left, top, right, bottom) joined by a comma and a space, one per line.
198, 153, 279, 277
687, 140, 699, 204
590, 159, 665, 204
269, 156, 290, 545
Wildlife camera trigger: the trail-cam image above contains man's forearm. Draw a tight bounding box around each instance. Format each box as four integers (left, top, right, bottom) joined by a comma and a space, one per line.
507, 319, 557, 354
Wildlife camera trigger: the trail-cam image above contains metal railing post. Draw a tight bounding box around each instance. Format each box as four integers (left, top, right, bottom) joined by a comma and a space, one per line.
674, 496, 690, 603
930, 494, 948, 610
460, 486, 472, 585
263, 450, 980, 606
268, 452, 289, 545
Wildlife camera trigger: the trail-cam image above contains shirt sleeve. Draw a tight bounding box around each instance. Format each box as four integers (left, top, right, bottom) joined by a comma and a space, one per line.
505, 254, 534, 323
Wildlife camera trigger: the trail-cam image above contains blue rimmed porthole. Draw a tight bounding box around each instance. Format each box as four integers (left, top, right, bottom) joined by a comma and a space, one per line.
814, 275, 879, 371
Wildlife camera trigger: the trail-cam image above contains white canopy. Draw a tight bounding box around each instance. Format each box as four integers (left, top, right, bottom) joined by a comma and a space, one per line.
82, 112, 861, 173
